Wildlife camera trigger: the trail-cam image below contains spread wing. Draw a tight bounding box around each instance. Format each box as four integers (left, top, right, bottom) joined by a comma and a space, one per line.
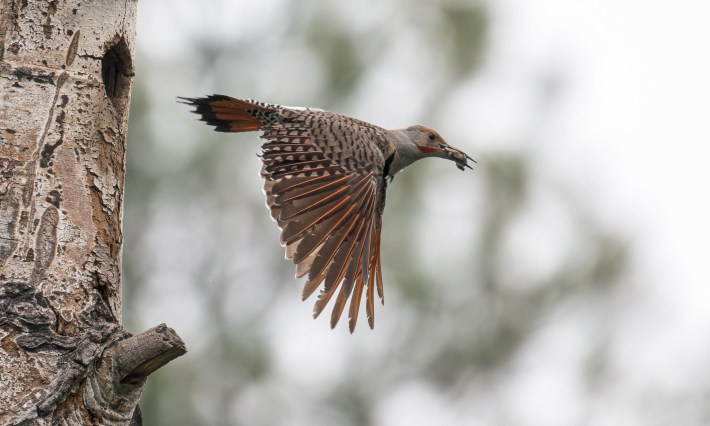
261, 110, 387, 332
180, 95, 388, 331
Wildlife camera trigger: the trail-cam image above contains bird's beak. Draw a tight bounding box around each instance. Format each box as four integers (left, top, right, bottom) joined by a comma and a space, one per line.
442, 144, 476, 171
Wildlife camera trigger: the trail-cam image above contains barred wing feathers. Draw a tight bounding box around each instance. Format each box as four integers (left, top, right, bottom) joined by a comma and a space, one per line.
261, 113, 387, 332
181, 95, 387, 331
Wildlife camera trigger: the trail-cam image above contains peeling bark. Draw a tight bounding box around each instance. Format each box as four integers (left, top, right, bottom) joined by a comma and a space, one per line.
0, 1, 186, 424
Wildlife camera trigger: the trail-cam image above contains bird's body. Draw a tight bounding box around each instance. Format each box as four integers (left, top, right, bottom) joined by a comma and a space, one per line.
181, 95, 473, 332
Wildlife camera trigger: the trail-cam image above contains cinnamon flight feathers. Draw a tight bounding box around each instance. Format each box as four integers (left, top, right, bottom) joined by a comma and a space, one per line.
179, 95, 474, 332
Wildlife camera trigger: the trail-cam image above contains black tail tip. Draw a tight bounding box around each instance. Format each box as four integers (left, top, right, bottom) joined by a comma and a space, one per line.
177, 96, 197, 105
177, 94, 233, 106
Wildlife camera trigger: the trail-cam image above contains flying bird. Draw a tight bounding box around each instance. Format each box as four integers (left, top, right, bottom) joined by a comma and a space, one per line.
180, 95, 474, 332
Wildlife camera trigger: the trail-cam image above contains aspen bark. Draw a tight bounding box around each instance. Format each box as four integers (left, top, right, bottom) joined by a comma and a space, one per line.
0, 1, 185, 424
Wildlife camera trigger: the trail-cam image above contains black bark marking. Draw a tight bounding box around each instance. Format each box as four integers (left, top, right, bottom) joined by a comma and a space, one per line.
65, 29, 80, 66
0, 4, 8, 62
42, 23, 53, 39
0, 0, 24, 61
33, 206, 58, 277
45, 189, 61, 208
38, 72, 68, 168
0, 191, 20, 266
55, 110, 65, 124
39, 136, 63, 168
55, 71, 68, 89
13, 66, 56, 85
42, 0, 59, 39
94, 270, 117, 322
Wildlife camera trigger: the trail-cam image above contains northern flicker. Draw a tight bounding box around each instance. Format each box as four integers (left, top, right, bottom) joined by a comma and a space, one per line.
180, 95, 474, 332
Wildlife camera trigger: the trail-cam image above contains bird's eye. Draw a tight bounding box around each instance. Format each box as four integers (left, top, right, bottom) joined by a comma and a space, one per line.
428, 133, 436, 141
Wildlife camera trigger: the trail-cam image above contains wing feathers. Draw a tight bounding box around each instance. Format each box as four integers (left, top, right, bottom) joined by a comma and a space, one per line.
350, 219, 374, 331
315, 217, 366, 321
313, 178, 373, 286
320, 183, 377, 327
366, 247, 377, 329
272, 174, 342, 197
278, 185, 349, 221
281, 197, 351, 245
349, 274, 365, 332
185, 95, 388, 330
277, 176, 349, 203
256, 112, 386, 330
290, 203, 355, 263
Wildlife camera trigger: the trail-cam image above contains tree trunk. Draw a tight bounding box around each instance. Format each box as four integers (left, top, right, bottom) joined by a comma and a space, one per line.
0, 1, 185, 424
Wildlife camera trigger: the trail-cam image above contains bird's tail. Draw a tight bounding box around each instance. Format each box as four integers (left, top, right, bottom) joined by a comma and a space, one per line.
178, 95, 279, 132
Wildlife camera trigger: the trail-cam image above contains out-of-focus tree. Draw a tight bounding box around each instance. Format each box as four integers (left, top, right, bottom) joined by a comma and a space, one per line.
124, 1, 627, 425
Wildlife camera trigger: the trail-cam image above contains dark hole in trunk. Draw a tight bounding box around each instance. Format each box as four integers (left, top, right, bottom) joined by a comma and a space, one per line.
101, 37, 132, 114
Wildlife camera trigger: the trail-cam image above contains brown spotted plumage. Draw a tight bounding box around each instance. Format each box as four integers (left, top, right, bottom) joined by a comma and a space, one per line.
180, 95, 474, 332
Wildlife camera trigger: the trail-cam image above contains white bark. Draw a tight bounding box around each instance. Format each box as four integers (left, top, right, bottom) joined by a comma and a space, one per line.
0, 1, 185, 424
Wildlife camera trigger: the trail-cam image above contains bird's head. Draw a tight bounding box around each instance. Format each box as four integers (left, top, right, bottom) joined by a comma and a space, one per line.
401, 125, 475, 171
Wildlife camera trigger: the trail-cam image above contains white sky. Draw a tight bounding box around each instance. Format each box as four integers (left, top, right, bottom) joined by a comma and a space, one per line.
495, 0, 710, 337
467, 1, 710, 424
